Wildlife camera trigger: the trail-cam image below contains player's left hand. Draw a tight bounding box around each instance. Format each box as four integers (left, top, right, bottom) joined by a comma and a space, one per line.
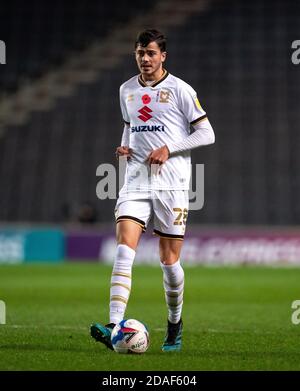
146, 145, 170, 166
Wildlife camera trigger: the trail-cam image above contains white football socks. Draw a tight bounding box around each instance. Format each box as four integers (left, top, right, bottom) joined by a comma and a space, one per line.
109, 244, 136, 325
161, 260, 184, 324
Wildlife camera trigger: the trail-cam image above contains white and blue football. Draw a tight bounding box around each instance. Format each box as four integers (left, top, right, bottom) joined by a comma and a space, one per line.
111, 319, 150, 354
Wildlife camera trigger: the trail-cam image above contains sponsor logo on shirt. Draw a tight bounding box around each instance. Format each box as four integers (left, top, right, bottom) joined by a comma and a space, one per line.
131, 125, 165, 132
138, 106, 153, 122
127, 94, 134, 102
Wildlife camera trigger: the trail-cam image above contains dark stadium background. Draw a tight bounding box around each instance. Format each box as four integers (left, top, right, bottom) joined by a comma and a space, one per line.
0, 0, 299, 225
1, 0, 300, 374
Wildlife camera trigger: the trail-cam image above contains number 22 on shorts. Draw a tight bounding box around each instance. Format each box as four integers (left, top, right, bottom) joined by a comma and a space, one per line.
173, 208, 188, 225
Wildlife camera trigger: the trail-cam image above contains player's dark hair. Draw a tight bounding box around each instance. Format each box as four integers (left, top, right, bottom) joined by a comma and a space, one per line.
135, 29, 166, 52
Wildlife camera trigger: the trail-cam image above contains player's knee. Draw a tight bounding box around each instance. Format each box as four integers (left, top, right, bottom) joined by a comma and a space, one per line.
117, 232, 139, 251
160, 251, 180, 265
116, 221, 142, 250
117, 238, 138, 251
159, 239, 182, 265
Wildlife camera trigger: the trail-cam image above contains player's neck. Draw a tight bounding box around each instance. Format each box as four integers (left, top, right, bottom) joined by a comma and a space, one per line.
141, 68, 165, 83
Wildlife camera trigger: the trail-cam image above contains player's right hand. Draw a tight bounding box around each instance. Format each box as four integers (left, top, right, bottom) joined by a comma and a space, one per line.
115, 146, 132, 160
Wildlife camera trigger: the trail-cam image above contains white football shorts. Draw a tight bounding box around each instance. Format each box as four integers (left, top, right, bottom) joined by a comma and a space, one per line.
114, 190, 189, 240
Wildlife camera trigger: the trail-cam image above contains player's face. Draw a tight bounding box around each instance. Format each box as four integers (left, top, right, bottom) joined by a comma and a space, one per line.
135, 41, 166, 80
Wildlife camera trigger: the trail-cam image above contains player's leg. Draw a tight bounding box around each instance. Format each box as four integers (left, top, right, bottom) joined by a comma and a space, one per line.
109, 220, 143, 325
159, 238, 184, 351
116, 218, 143, 249
160, 239, 184, 324
91, 220, 142, 350
91, 197, 151, 349
153, 190, 188, 352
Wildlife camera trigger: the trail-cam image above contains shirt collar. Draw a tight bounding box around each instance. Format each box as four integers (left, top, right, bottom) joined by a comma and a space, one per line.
138, 69, 169, 88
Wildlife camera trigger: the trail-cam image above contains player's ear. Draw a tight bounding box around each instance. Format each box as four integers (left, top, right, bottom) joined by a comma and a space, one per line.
161, 51, 167, 63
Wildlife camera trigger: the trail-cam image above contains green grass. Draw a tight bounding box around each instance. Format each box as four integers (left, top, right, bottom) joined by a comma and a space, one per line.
0, 263, 300, 370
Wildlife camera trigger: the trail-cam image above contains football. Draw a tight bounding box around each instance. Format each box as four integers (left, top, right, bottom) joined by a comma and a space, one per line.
111, 319, 150, 354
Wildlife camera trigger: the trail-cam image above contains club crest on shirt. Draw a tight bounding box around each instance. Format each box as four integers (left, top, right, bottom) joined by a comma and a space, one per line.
159, 90, 170, 103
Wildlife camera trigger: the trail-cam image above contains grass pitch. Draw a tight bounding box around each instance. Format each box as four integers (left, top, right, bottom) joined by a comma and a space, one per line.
0, 263, 300, 371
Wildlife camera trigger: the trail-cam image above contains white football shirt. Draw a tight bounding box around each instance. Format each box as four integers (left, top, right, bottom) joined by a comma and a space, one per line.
119, 69, 207, 192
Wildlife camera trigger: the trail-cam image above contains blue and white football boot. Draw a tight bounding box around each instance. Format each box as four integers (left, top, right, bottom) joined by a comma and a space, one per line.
90, 322, 115, 350
161, 319, 183, 352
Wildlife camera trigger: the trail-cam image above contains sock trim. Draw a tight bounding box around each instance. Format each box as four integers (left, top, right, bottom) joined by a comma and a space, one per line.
112, 272, 131, 279
111, 295, 128, 304
111, 282, 131, 291
163, 278, 184, 288
168, 300, 183, 308
165, 289, 184, 298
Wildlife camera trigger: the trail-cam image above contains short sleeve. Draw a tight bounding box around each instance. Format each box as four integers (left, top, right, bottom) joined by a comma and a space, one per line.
119, 85, 130, 124
177, 81, 207, 125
